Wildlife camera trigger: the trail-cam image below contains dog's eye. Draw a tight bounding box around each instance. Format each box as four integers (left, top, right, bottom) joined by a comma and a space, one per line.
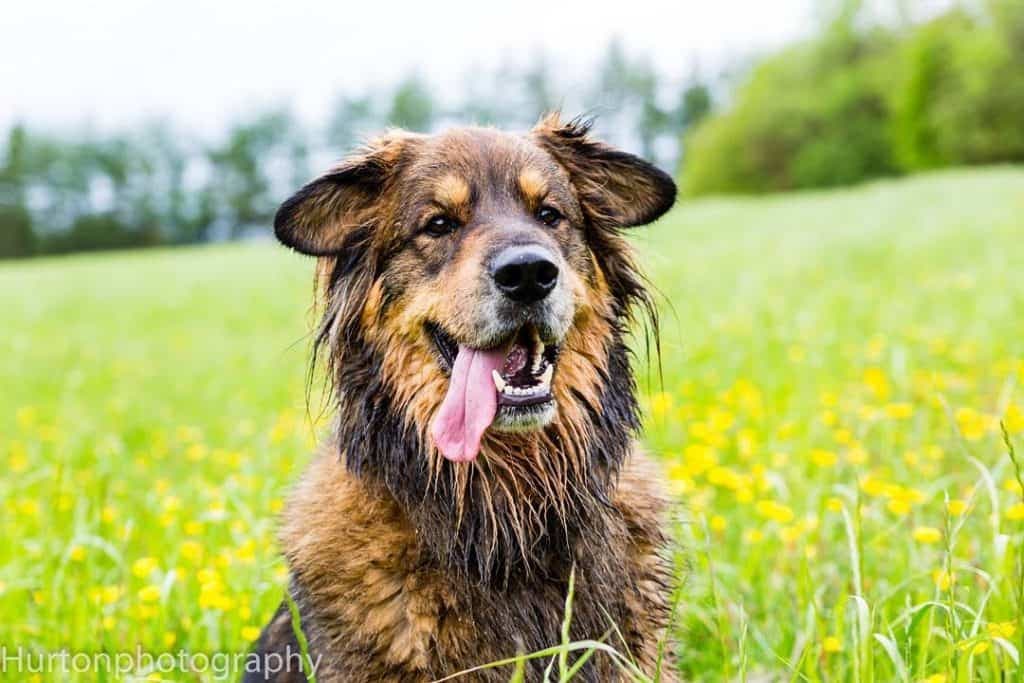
423, 215, 459, 237
537, 206, 562, 227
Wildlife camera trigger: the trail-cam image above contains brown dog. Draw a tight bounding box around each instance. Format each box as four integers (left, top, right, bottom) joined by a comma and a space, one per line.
246, 115, 677, 682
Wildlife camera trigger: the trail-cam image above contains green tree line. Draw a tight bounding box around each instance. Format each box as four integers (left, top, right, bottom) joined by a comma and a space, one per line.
682, 0, 1024, 195
0, 42, 711, 259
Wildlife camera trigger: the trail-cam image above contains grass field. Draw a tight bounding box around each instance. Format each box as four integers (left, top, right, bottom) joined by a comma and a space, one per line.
1, 167, 1023, 681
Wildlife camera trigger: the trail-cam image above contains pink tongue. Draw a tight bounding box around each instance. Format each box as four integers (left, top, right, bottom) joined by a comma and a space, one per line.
430, 345, 505, 462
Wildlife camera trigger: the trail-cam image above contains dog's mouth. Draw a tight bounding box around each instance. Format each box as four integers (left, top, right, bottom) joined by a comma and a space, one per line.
428, 322, 559, 405
427, 321, 561, 463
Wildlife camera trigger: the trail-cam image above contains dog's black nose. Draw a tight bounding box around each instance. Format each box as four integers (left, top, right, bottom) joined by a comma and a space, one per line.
491, 245, 559, 304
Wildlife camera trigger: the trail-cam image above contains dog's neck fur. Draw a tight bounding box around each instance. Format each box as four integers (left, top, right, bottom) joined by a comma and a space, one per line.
327, 330, 641, 587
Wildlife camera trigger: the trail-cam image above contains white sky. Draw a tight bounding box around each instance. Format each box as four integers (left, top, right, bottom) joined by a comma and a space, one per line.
2, 0, 817, 134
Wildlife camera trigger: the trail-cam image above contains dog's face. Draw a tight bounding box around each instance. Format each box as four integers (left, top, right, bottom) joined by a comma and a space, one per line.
275, 116, 675, 465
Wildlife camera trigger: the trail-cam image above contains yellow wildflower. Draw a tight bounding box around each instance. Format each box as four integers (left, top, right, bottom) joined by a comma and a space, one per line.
884, 403, 914, 419
236, 540, 256, 563
242, 626, 262, 642
69, 545, 87, 562
887, 499, 912, 516
987, 621, 1016, 639
861, 476, 889, 498
99, 585, 121, 605
709, 515, 727, 534
707, 406, 734, 432
913, 527, 942, 544
846, 446, 868, 465
1007, 503, 1024, 521
682, 443, 718, 476
825, 497, 844, 513
755, 500, 795, 524
180, 541, 203, 563
957, 640, 990, 655
198, 568, 221, 586
822, 636, 842, 653
707, 466, 746, 491
648, 392, 673, 418
131, 557, 159, 579
900, 488, 926, 504
932, 569, 954, 591
138, 585, 161, 603
16, 406, 38, 429
956, 407, 992, 441
689, 421, 727, 448
8, 442, 28, 473
863, 367, 890, 399
186, 443, 207, 462
946, 499, 968, 517
1004, 403, 1024, 433
811, 449, 838, 468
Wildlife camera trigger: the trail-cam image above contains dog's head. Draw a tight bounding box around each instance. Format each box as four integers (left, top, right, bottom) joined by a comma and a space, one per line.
277, 115, 674, 468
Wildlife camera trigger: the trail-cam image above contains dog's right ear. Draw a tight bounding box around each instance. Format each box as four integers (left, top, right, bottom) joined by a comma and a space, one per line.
274, 133, 415, 256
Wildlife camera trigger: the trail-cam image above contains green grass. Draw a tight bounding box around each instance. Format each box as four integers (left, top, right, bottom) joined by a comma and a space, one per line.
1, 166, 1023, 681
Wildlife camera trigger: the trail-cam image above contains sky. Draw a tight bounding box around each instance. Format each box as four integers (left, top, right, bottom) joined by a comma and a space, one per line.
1, 0, 818, 135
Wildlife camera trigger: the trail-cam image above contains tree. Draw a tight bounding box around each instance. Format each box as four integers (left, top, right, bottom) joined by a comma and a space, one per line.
327, 94, 378, 151
0, 204, 35, 258
387, 76, 435, 131
206, 109, 306, 238
679, 83, 712, 129
522, 54, 557, 121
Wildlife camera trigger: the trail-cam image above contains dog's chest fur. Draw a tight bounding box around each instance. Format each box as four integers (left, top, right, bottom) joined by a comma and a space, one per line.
251, 450, 673, 682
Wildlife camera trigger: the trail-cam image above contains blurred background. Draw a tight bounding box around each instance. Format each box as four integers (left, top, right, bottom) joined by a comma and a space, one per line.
3, 1, 1024, 681
4, 0, 1022, 257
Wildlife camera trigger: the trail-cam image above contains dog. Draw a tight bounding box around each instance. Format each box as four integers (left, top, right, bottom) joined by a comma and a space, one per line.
246, 114, 677, 682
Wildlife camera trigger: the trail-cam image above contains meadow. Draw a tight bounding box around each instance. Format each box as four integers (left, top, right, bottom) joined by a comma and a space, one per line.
1, 166, 1022, 681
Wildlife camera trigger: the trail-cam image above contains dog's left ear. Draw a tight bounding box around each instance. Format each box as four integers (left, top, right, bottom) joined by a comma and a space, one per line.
532, 114, 677, 228
274, 132, 416, 256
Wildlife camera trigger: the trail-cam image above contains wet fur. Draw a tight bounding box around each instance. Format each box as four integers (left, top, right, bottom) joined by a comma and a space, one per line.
247, 115, 678, 682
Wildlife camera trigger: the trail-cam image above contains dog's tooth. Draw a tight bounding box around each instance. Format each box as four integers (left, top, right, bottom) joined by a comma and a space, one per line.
491, 370, 506, 392
540, 364, 554, 386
